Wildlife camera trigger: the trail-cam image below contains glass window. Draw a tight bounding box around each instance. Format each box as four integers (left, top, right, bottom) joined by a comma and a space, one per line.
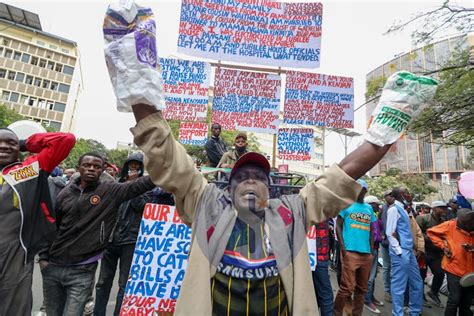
20, 95, 28, 104
0, 69, 6, 78
49, 44, 58, 50
15, 72, 25, 82
4, 49, 12, 58
37, 41, 45, 46
31, 56, 39, 66
39, 59, 47, 68
53, 102, 66, 112
58, 83, 70, 93
0, 47, 3, 56
47, 61, 55, 70
47, 101, 54, 110
13, 51, 21, 60
21, 53, 30, 63
61, 48, 69, 54
411, 49, 424, 74
400, 53, 411, 71
34, 77, 42, 87
28, 97, 37, 106
9, 92, 19, 102
25, 75, 33, 85
424, 45, 436, 72
50, 82, 58, 90
38, 99, 47, 109
7, 71, 16, 80
55, 63, 63, 72
435, 40, 450, 68
49, 121, 61, 131
2, 90, 10, 100
63, 65, 74, 75
42, 80, 50, 89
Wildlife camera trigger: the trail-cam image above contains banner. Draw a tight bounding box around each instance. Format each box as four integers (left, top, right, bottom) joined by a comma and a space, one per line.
212, 68, 281, 133
177, 0, 323, 68
178, 122, 208, 146
160, 58, 211, 121
121, 204, 191, 315
277, 128, 314, 161
284, 71, 354, 128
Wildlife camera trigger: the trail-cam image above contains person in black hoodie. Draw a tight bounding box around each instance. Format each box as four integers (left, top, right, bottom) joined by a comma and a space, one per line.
94, 152, 154, 316
39, 152, 155, 316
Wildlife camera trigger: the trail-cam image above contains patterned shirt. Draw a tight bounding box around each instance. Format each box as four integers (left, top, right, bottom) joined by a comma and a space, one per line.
315, 220, 330, 261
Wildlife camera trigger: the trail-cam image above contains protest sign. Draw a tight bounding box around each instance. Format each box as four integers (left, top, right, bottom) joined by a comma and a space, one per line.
177, 0, 323, 68
284, 71, 354, 128
212, 68, 281, 133
178, 122, 208, 146
277, 128, 314, 161
120, 204, 191, 315
307, 225, 317, 271
160, 58, 211, 121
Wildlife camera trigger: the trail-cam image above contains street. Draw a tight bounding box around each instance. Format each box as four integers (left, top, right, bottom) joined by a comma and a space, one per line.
32, 261, 447, 316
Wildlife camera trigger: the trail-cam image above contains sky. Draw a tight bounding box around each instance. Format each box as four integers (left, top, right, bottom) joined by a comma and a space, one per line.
5, 0, 471, 165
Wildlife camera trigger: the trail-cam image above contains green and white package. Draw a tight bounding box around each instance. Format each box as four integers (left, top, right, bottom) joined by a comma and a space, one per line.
366, 71, 438, 146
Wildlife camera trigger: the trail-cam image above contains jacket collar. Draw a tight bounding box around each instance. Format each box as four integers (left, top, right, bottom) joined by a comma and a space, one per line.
72, 176, 100, 191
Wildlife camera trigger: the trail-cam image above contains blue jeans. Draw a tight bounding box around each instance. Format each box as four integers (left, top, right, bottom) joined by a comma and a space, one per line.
380, 245, 391, 294
390, 249, 423, 316
42, 262, 98, 316
311, 260, 333, 316
364, 249, 379, 304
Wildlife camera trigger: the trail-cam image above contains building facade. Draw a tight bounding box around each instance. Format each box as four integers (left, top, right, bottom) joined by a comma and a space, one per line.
365, 33, 473, 180
0, 3, 80, 132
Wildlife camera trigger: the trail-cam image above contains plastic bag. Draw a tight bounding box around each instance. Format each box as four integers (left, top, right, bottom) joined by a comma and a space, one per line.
366, 71, 438, 146
103, 1, 165, 112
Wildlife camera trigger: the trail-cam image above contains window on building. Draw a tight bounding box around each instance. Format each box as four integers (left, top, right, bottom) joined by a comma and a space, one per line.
34, 77, 42, 87
13, 51, 21, 60
55, 63, 63, 72
49, 44, 58, 50
47, 100, 54, 110
28, 97, 37, 106
62, 65, 74, 75
21, 53, 30, 63
9, 92, 19, 102
49, 121, 61, 131
2, 90, 10, 100
0, 47, 3, 56
4, 49, 12, 58
15, 72, 25, 82
7, 71, 16, 80
0, 69, 6, 78
31, 56, 39, 66
39, 59, 47, 68
50, 82, 58, 90
25, 75, 33, 85
38, 99, 46, 109
61, 48, 69, 54
47, 61, 55, 70
42, 80, 50, 89
58, 83, 70, 93
20, 95, 28, 105
37, 41, 45, 46
53, 102, 66, 112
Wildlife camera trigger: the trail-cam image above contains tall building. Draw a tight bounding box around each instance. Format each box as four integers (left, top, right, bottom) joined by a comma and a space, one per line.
365, 33, 473, 181
0, 3, 80, 132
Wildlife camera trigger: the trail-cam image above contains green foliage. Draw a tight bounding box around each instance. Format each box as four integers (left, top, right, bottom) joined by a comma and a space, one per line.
107, 148, 129, 168
365, 76, 386, 99
366, 168, 437, 201
61, 138, 108, 168
0, 104, 23, 127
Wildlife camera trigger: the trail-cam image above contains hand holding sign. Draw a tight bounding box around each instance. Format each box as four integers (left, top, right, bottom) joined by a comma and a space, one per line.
103, 1, 165, 112
366, 71, 438, 146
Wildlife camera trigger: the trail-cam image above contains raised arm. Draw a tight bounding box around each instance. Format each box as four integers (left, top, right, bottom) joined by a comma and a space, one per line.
130, 104, 207, 225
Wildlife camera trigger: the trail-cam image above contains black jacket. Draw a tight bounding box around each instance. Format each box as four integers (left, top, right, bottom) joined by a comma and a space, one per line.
46, 175, 155, 265
205, 136, 227, 167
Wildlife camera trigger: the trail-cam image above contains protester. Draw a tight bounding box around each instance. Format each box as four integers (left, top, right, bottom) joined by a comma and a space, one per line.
0, 128, 75, 315
416, 200, 448, 307
311, 220, 334, 316
380, 190, 394, 303
94, 152, 154, 315
104, 161, 119, 179
447, 198, 458, 220
205, 123, 227, 167
334, 179, 376, 316
123, 100, 393, 315
64, 167, 76, 183
217, 132, 248, 168
363, 195, 385, 314
48, 166, 67, 209
39, 152, 155, 316
427, 208, 474, 316
420, 203, 432, 215
386, 188, 424, 316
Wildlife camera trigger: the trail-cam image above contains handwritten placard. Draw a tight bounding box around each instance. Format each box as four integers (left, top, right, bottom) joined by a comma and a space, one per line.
160, 58, 210, 121
212, 68, 280, 133
121, 204, 191, 315
177, 0, 323, 68
284, 71, 354, 128
277, 128, 314, 161
179, 122, 208, 146
307, 225, 317, 271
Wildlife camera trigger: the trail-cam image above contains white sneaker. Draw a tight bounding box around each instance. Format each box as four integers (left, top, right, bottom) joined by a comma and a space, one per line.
364, 303, 381, 314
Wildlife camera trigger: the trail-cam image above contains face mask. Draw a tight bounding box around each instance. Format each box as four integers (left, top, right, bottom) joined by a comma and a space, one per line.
236, 146, 246, 153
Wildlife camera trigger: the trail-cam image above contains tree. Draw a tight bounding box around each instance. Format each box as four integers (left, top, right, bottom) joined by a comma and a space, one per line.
106, 148, 129, 168
0, 104, 23, 127
61, 138, 108, 168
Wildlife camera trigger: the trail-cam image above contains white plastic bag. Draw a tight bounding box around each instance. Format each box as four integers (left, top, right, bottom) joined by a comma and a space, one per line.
366, 71, 438, 146
103, 1, 165, 112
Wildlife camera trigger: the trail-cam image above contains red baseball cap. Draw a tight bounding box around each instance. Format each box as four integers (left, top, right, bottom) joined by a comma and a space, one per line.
229, 152, 271, 181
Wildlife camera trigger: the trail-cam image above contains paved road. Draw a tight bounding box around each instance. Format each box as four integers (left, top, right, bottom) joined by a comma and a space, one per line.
32, 261, 447, 315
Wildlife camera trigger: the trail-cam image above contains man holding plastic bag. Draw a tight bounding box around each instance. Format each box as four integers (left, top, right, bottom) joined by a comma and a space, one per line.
103, 2, 438, 315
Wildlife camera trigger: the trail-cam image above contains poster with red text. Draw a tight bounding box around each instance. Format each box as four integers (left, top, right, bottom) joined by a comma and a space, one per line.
178, 122, 208, 146
277, 128, 314, 161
